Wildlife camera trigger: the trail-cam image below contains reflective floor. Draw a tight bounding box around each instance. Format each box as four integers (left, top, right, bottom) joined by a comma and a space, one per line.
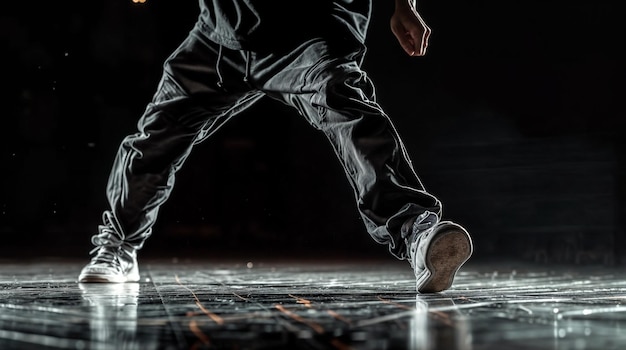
1, 258, 626, 349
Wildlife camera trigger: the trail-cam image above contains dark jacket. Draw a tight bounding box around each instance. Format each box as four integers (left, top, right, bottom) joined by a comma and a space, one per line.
198, 0, 371, 51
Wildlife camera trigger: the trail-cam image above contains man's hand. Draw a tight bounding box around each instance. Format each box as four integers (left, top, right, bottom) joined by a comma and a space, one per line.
390, 0, 432, 56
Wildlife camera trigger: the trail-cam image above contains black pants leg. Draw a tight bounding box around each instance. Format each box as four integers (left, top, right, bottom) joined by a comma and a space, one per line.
251, 39, 442, 259
105, 26, 262, 248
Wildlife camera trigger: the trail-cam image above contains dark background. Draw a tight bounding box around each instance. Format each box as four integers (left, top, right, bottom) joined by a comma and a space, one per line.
1, 0, 624, 264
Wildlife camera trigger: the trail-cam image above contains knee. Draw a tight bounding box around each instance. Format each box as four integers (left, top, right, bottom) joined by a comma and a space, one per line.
325, 68, 376, 107
311, 67, 383, 127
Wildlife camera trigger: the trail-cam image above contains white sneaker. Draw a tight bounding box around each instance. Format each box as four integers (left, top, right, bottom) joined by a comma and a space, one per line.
408, 212, 473, 293
78, 211, 141, 283
79, 247, 140, 283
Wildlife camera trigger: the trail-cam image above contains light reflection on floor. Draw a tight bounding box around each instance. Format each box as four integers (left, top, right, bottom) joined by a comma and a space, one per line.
1, 259, 626, 349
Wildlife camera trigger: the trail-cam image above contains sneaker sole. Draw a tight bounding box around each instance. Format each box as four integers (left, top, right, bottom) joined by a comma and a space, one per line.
416, 222, 473, 293
78, 272, 140, 283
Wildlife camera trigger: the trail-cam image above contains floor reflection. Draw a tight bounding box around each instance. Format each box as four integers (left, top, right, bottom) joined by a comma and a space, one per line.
412, 297, 472, 350
1, 260, 626, 349
79, 283, 143, 350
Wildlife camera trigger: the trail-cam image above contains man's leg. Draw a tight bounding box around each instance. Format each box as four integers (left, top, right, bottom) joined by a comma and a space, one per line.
79, 27, 264, 282
257, 39, 472, 292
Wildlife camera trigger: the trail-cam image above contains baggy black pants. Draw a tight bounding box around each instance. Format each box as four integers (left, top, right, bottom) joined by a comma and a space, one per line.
105, 23, 442, 259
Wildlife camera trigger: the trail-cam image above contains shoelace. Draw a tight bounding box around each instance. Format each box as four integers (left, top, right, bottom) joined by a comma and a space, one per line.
89, 248, 123, 270
413, 212, 437, 232
408, 211, 438, 269
88, 212, 132, 269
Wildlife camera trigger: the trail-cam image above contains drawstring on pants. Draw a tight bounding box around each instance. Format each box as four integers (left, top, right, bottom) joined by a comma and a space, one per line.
216, 44, 225, 90
243, 50, 251, 85
215, 45, 253, 90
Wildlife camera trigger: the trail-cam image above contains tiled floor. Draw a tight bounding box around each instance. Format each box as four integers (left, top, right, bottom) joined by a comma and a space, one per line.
1, 258, 626, 349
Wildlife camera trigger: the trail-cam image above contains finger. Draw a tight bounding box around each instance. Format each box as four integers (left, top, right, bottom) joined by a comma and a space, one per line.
406, 30, 422, 56
411, 33, 429, 56
420, 28, 431, 55
400, 34, 416, 56
392, 23, 423, 56
404, 32, 417, 56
